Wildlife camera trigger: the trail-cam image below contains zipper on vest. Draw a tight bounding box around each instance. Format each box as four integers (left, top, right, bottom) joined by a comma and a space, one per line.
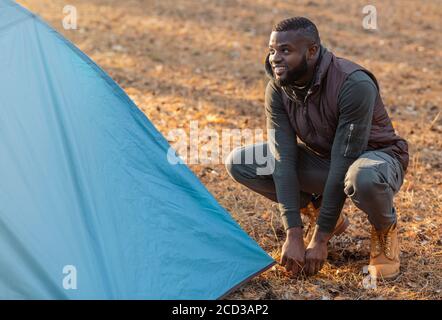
304, 89, 313, 104
302, 89, 313, 116
344, 123, 355, 157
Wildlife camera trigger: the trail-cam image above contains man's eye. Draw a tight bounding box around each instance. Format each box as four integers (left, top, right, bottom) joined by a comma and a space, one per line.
282, 49, 289, 54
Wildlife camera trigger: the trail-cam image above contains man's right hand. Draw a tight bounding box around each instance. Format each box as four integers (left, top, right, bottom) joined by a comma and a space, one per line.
280, 227, 305, 276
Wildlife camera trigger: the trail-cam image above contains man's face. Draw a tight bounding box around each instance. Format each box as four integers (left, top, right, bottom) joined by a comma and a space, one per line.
268, 31, 310, 86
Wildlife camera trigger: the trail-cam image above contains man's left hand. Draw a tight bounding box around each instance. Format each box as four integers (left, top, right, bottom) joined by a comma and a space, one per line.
305, 227, 331, 276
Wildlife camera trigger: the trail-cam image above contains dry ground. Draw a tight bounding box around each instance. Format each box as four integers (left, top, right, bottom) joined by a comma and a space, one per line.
18, 0, 441, 299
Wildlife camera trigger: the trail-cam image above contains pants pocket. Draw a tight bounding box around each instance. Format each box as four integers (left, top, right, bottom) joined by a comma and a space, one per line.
342, 123, 369, 158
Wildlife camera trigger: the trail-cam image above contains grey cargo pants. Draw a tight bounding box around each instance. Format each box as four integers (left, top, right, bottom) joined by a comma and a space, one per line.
225, 142, 405, 231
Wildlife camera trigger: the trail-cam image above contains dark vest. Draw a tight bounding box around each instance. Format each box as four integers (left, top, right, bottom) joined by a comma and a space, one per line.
269, 48, 409, 171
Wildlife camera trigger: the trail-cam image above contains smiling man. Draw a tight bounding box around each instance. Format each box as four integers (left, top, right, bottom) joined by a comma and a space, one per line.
225, 17, 409, 279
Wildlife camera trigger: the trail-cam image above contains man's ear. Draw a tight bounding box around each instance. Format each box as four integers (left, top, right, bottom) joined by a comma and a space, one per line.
307, 44, 320, 60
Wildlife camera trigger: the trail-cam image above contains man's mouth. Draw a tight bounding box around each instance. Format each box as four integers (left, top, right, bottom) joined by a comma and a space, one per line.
273, 66, 287, 76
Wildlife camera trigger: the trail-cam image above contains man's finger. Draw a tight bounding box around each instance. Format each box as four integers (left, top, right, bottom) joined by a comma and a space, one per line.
280, 254, 287, 266
291, 260, 299, 276
304, 258, 310, 275
313, 261, 320, 275
310, 260, 316, 276
306, 259, 315, 276
285, 258, 293, 273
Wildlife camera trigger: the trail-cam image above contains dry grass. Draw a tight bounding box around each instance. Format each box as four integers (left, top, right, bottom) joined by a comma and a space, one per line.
18, 0, 442, 300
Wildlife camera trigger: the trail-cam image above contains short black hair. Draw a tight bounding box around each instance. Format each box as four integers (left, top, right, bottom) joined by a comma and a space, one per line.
272, 17, 320, 45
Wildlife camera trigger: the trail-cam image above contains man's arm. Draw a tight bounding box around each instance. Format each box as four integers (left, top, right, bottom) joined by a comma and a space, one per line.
305, 71, 378, 276
264, 80, 302, 230
317, 71, 378, 232
264, 80, 305, 275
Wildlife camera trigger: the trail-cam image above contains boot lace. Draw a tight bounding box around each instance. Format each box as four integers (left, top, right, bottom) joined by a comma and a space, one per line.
371, 227, 394, 259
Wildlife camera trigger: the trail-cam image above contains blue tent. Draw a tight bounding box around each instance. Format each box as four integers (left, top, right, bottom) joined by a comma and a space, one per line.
0, 0, 274, 299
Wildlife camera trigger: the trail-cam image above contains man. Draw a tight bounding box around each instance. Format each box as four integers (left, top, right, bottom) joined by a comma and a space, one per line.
225, 17, 408, 279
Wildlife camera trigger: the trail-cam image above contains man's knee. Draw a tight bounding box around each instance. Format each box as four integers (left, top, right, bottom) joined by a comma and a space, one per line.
344, 166, 381, 198
345, 163, 397, 228
225, 147, 245, 182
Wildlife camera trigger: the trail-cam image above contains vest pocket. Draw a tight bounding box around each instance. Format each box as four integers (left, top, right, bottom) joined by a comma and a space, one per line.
342, 123, 367, 158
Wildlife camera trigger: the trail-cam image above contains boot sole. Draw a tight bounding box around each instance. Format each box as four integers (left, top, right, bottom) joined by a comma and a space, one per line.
369, 268, 400, 280
382, 271, 400, 280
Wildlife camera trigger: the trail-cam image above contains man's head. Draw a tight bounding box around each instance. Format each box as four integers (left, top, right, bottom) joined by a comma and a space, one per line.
268, 17, 321, 86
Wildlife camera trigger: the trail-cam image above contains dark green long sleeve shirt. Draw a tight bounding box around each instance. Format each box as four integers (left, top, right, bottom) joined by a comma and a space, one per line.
265, 70, 378, 232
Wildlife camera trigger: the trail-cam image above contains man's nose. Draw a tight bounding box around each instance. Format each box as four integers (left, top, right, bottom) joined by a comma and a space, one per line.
271, 52, 283, 64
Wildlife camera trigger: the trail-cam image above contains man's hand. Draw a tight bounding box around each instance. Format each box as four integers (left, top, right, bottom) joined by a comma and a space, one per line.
305, 226, 331, 276
280, 227, 305, 276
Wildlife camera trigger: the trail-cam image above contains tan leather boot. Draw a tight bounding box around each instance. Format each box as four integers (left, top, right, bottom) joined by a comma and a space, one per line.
301, 202, 349, 243
369, 223, 400, 280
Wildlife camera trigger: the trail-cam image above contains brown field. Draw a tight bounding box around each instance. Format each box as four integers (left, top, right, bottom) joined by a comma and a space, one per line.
18, 0, 441, 299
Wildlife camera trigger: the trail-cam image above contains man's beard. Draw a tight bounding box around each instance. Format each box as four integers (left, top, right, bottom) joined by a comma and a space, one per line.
275, 53, 308, 87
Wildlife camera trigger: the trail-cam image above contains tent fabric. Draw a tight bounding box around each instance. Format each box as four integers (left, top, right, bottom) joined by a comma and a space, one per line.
0, 0, 274, 299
